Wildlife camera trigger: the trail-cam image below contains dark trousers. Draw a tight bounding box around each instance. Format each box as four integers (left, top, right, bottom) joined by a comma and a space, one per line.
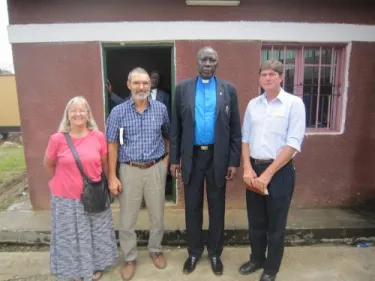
184, 148, 226, 258
246, 160, 295, 275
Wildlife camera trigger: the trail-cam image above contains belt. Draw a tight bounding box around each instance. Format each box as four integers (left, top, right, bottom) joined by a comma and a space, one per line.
194, 145, 214, 151
250, 157, 274, 165
124, 155, 164, 169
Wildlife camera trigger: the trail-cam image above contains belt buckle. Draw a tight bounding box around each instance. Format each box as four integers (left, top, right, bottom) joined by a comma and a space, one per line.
201, 146, 209, 151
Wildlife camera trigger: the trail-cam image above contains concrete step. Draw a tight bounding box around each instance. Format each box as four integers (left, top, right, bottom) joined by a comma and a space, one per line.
1, 205, 375, 246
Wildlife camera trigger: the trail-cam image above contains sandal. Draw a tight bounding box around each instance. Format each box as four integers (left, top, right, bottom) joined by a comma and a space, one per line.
93, 271, 103, 281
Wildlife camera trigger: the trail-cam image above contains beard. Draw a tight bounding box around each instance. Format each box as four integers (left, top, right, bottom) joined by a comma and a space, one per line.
132, 91, 150, 101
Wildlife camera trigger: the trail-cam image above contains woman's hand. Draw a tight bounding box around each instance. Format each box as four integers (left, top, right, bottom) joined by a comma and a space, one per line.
108, 177, 122, 195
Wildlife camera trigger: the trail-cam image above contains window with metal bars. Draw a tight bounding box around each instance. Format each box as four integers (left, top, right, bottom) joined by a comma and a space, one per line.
261, 44, 346, 132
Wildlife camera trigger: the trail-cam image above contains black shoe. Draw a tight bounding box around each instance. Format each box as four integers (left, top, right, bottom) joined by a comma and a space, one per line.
260, 272, 277, 281
238, 260, 263, 275
210, 256, 223, 276
183, 256, 199, 274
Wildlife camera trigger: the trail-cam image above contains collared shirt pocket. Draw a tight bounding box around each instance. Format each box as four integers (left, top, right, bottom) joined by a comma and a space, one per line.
269, 113, 288, 136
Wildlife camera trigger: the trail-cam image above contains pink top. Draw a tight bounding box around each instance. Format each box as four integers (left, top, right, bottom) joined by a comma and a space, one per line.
45, 130, 107, 199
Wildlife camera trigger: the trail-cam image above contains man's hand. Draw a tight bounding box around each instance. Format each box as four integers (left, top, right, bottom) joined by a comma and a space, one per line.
253, 172, 273, 193
225, 167, 237, 180
243, 167, 257, 188
170, 164, 181, 178
108, 176, 122, 195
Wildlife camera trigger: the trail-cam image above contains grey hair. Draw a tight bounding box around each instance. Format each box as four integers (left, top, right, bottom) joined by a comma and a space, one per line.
57, 96, 98, 132
196, 46, 219, 61
127, 67, 149, 81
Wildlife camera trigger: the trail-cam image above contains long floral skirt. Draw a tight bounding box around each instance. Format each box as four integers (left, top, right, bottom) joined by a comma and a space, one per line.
50, 195, 118, 281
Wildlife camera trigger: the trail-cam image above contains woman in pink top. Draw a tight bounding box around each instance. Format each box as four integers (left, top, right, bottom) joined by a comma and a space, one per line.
43, 96, 117, 281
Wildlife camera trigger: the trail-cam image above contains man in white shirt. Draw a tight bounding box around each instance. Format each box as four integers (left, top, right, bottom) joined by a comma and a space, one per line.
239, 60, 306, 281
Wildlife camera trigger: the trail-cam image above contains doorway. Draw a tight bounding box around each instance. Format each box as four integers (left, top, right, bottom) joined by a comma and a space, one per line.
102, 43, 176, 204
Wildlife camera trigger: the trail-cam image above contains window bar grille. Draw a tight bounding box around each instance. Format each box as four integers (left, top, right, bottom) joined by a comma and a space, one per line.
327, 46, 335, 129
299, 46, 304, 98
315, 47, 323, 129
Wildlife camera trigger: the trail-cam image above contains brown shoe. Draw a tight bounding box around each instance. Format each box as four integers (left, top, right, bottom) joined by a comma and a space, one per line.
121, 260, 136, 281
149, 252, 167, 269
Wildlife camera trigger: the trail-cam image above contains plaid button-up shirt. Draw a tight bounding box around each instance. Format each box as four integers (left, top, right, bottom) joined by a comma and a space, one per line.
106, 98, 170, 163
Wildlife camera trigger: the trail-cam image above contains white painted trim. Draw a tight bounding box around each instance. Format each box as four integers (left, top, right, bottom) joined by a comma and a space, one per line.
305, 132, 343, 136
340, 42, 352, 135
186, 0, 240, 6
99, 44, 106, 126
7, 21, 375, 44
172, 45, 178, 206
173, 45, 177, 86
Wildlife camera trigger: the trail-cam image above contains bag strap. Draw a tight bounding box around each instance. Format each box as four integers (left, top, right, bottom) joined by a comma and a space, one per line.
64, 133, 90, 181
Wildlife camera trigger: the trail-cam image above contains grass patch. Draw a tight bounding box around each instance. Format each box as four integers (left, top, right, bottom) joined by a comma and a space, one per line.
0, 146, 26, 185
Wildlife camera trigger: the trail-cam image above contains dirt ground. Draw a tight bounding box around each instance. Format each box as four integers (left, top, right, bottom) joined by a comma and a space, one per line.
0, 174, 27, 211
0, 132, 22, 145
0, 132, 27, 211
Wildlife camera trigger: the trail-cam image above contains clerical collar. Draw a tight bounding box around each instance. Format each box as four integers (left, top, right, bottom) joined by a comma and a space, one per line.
199, 76, 214, 84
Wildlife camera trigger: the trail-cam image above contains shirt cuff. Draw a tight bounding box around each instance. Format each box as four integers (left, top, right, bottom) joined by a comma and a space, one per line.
286, 138, 302, 153
106, 137, 118, 143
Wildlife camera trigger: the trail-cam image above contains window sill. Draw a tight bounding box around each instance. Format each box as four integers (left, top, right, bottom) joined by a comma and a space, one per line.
305, 128, 342, 135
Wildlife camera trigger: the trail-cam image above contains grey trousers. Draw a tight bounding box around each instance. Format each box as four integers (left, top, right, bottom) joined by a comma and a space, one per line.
118, 161, 167, 261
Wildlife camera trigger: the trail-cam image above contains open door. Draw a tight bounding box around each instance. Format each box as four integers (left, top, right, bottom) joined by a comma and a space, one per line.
101, 43, 177, 204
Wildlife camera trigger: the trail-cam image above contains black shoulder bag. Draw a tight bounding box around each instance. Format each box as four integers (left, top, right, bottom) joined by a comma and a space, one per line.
64, 133, 110, 213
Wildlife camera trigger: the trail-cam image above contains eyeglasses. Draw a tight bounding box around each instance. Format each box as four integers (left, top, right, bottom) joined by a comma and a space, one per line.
69, 109, 88, 114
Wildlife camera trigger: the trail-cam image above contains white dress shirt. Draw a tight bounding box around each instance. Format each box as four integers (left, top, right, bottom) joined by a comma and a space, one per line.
150, 89, 157, 101
242, 89, 306, 160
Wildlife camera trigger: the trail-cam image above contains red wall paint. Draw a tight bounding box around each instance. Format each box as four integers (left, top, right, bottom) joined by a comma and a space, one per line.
11, 39, 375, 209
12, 42, 104, 209
290, 42, 375, 207
174, 41, 375, 209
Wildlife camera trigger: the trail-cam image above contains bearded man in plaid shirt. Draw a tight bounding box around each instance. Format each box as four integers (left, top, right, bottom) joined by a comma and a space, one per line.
106, 67, 170, 281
